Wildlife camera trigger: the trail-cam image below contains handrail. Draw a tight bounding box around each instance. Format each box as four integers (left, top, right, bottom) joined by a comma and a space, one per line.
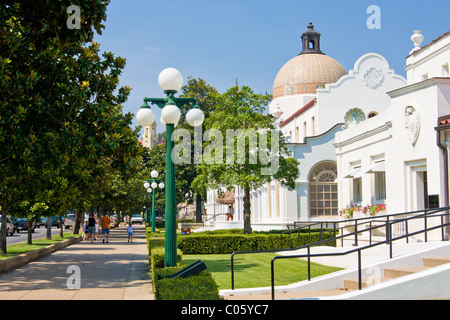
230, 206, 450, 292
270, 207, 450, 300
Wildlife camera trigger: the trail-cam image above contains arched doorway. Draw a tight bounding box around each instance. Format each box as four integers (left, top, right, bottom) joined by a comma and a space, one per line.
309, 162, 338, 217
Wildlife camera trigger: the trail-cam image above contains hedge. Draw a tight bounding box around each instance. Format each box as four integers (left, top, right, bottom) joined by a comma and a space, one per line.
152, 266, 222, 300
177, 232, 336, 254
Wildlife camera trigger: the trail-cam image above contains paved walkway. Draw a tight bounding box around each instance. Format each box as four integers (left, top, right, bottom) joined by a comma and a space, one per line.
0, 225, 154, 300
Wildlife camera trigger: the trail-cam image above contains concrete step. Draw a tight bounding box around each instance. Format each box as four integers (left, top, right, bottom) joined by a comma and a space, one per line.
422, 257, 450, 267
343, 256, 450, 290
343, 277, 391, 290
383, 266, 429, 279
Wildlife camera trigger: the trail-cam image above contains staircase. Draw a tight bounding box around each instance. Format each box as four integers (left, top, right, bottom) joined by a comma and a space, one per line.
343, 256, 450, 290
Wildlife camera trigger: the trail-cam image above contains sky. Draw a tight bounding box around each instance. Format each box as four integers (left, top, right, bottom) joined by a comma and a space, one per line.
93, 0, 450, 134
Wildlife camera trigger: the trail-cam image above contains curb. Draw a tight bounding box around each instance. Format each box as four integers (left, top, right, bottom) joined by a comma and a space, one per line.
0, 236, 83, 275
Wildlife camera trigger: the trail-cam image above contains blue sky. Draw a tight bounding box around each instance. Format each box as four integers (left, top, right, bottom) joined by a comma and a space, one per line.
94, 0, 450, 134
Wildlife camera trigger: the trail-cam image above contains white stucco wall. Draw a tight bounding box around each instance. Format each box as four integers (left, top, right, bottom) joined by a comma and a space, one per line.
316, 53, 406, 134
406, 33, 450, 85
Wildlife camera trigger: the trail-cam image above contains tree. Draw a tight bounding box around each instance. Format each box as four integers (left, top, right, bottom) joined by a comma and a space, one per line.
179, 77, 218, 222
0, 1, 142, 252
192, 86, 299, 234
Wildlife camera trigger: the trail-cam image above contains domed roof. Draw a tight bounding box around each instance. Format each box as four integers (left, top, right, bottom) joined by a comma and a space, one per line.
273, 23, 347, 99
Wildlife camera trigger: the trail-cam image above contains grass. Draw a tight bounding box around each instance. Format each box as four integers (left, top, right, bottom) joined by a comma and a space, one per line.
0, 233, 81, 261
183, 252, 342, 290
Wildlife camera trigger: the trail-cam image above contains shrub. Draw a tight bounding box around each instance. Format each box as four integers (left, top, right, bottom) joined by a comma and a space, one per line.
177, 232, 336, 254
153, 266, 222, 300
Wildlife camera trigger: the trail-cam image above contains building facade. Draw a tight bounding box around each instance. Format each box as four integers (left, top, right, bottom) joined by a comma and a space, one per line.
204, 26, 449, 232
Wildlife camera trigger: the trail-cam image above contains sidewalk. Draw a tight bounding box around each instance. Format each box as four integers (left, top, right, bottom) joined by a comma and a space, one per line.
0, 225, 154, 300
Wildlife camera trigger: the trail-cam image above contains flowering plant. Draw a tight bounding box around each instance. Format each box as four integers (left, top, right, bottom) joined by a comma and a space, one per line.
363, 204, 386, 216
339, 204, 362, 219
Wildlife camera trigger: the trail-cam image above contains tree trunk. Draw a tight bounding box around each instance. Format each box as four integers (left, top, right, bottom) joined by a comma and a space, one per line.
0, 209, 7, 254
195, 194, 202, 223
243, 187, 252, 234
59, 215, 64, 238
46, 217, 52, 240
27, 220, 32, 245
73, 209, 83, 234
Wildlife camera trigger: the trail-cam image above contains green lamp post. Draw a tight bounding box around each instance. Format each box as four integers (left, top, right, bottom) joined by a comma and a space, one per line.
136, 68, 205, 267
144, 170, 164, 233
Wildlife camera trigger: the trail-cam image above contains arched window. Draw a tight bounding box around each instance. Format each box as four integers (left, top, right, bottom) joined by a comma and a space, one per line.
309, 162, 338, 217
368, 111, 378, 119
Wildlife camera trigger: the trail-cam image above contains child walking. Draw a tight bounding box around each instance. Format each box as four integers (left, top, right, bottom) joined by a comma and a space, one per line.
127, 222, 134, 243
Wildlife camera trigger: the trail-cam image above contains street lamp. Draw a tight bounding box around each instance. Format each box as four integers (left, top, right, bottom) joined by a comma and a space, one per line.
144, 170, 164, 233
136, 68, 204, 267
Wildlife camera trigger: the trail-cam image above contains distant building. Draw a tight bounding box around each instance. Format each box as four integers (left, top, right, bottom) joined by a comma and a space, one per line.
141, 122, 158, 149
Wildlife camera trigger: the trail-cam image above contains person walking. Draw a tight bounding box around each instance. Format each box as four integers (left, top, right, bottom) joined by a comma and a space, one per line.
127, 222, 134, 243
88, 214, 96, 244
100, 213, 111, 243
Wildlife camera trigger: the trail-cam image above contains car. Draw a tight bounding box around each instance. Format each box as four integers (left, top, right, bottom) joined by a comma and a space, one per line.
0, 216, 14, 236
65, 214, 76, 229
45, 216, 64, 228
131, 214, 143, 225
11, 217, 36, 233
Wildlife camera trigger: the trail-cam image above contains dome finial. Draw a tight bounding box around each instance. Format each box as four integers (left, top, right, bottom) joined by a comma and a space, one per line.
300, 22, 323, 55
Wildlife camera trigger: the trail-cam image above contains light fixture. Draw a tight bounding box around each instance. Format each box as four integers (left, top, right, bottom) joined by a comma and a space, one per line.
161, 104, 181, 125
151, 170, 159, 178
136, 104, 155, 126
144, 182, 150, 189
158, 67, 183, 93
159, 182, 165, 189
185, 106, 205, 127
151, 182, 158, 189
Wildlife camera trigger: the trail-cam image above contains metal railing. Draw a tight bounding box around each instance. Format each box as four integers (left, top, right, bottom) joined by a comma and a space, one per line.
229, 206, 450, 300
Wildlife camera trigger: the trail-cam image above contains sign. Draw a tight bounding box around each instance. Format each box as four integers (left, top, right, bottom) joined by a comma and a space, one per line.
181, 227, 191, 235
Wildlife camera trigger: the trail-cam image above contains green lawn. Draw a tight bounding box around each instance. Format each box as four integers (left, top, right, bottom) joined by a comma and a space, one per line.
183, 252, 342, 290
0, 233, 81, 261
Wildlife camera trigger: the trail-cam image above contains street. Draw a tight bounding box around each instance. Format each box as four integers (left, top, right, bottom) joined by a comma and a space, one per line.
7, 225, 73, 246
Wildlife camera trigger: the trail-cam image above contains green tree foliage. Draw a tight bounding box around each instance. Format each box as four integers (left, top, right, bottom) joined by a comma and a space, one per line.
0, 1, 142, 252
192, 86, 299, 234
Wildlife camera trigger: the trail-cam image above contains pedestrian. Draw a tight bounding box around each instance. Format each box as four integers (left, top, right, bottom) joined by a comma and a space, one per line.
83, 220, 89, 241
94, 214, 99, 240
88, 214, 96, 244
100, 213, 111, 243
127, 222, 134, 243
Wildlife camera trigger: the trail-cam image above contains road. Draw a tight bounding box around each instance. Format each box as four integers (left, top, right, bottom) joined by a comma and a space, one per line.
7, 225, 74, 245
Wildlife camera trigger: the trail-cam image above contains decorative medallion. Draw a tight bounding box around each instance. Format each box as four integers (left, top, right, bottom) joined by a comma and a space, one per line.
364, 67, 384, 89
405, 106, 420, 145
343, 108, 366, 129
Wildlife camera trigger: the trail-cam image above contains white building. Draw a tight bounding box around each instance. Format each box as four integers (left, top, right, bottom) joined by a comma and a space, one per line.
335, 31, 450, 225
204, 25, 449, 232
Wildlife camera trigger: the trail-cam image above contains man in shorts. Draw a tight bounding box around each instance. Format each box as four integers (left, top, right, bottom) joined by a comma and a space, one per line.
100, 213, 111, 243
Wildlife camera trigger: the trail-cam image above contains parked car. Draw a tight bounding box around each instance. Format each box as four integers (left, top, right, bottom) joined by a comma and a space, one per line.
65, 214, 76, 229
0, 215, 14, 236
45, 216, 64, 228
11, 217, 36, 233
131, 214, 143, 225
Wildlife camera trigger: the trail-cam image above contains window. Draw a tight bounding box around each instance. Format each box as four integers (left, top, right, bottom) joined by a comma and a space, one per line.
312, 116, 316, 136
375, 172, 386, 202
353, 178, 362, 204
443, 63, 449, 77
303, 122, 307, 138
368, 111, 378, 118
309, 163, 338, 217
